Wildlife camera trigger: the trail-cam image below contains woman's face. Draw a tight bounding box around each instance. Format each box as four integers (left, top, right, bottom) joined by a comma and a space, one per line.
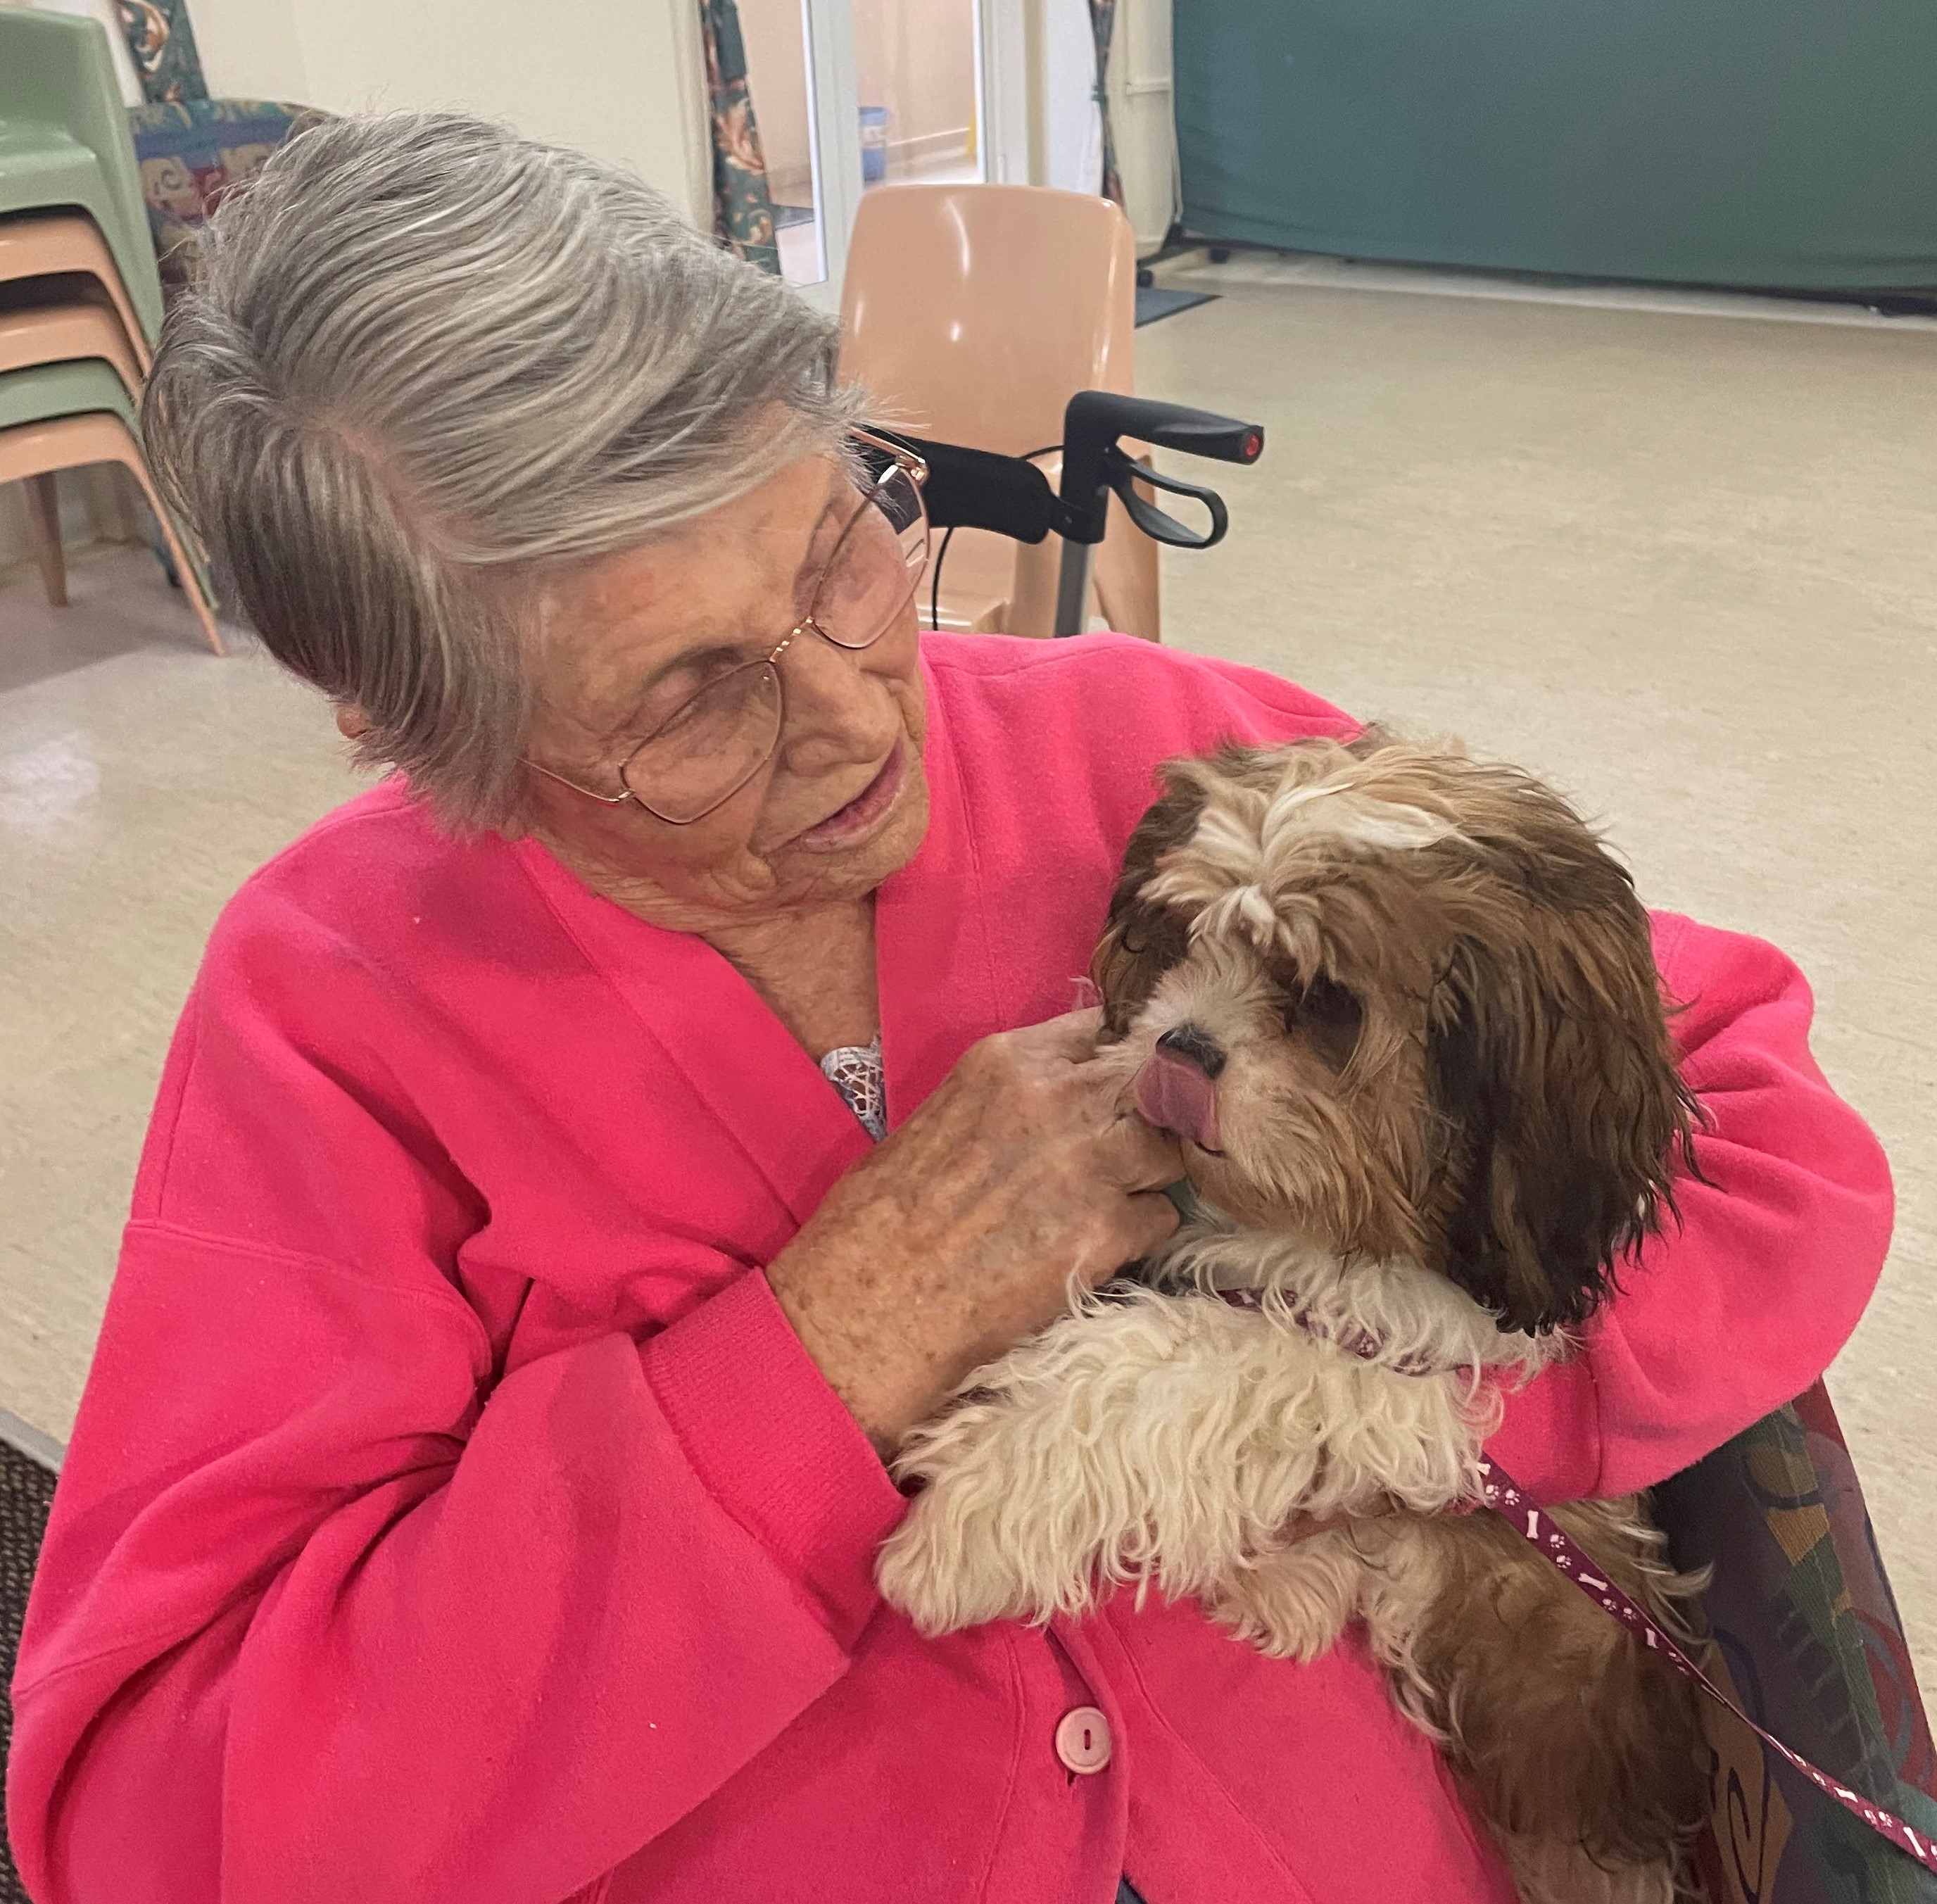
521, 449, 930, 927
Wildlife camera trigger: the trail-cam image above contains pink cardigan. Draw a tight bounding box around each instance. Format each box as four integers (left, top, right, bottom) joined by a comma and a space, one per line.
8, 635, 1892, 1904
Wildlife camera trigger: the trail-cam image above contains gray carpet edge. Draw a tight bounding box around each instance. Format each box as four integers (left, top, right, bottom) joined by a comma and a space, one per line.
1, 1430, 58, 1904
0, 1413, 61, 1476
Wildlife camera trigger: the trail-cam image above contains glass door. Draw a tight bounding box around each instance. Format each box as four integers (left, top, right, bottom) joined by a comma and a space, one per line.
736, 0, 1023, 305
736, 0, 850, 294
854, 0, 983, 198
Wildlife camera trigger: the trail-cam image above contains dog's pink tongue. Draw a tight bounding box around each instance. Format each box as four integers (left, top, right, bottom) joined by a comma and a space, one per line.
1133, 1048, 1223, 1153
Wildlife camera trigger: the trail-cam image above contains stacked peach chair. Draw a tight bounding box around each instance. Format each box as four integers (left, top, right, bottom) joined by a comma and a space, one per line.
0, 6, 220, 651
840, 182, 1159, 641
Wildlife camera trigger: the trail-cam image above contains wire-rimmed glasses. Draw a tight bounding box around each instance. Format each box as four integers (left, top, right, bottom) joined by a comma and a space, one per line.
528, 428, 929, 826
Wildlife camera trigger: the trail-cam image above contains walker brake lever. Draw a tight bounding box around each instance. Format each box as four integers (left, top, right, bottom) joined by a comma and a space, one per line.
1104, 450, 1230, 550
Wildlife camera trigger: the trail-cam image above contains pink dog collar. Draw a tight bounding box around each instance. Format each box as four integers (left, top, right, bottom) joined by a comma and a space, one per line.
1217, 1285, 1448, 1378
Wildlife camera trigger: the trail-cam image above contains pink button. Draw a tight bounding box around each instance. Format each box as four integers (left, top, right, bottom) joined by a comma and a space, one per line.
1054, 1705, 1113, 1774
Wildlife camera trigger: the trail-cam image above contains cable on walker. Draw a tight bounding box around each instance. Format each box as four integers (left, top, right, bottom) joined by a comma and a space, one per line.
863, 391, 1266, 638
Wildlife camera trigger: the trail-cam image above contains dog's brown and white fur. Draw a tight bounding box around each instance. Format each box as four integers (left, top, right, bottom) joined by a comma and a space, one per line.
876, 734, 1711, 1904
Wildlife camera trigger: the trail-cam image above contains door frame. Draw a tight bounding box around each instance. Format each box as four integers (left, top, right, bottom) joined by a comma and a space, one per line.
797, 0, 862, 308
977, 0, 1035, 187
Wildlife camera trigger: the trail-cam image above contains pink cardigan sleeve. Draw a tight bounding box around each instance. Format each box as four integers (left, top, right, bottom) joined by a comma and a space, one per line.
6, 948, 905, 1903
1485, 911, 1895, 1500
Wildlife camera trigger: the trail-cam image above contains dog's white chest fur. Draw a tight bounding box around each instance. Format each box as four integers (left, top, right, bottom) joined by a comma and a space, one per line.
875, 1225, 1544, 1639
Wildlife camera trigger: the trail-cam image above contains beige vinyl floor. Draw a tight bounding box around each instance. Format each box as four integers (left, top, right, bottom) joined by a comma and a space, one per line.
1, 267, 1933, 1682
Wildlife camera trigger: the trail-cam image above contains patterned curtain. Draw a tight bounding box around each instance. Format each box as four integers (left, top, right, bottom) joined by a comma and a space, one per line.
115, 0, 208, 106
699, 0, 782, 276
1088, 0, 1123, 207
130, 100, 315, 294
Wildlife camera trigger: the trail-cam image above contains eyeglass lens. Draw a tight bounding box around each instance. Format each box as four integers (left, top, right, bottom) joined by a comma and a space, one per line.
618, 460, 927, 824
807, 459, 929, 649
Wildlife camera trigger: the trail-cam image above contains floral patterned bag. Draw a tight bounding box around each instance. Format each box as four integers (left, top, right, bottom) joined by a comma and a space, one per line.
1654, 1383, 1937, 1903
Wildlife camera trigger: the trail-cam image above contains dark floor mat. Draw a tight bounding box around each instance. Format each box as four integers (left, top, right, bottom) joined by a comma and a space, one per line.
1, 1437, 56, 1904
1135, 286, 1218, 327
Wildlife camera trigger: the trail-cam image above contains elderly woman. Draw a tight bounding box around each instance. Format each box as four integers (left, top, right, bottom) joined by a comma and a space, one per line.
7, 114, 1891, 1904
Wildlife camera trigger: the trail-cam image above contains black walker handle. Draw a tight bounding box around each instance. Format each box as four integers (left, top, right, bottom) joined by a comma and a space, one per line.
862, 394, 1266, 635
1052, 393, 1263, 632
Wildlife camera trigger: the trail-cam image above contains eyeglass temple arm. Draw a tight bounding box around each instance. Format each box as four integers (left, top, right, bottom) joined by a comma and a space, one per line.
864, 431, 1065, 543
524, 756, 631, 805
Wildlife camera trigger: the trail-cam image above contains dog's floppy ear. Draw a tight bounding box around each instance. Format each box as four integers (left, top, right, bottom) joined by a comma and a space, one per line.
1425, 874, 1699, 1334
1091, 764, 1213, 1038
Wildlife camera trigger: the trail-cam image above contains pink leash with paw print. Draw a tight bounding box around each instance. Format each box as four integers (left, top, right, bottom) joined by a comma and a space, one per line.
1478, 1456, 1936, 1873
1216, 1284, 1937, 1873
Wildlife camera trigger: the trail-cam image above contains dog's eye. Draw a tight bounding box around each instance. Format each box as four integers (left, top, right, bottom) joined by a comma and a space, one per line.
1284, 975, 1364, 1071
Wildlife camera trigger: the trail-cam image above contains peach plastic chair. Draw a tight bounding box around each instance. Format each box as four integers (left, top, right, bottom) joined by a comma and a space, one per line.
0, 297, 144, 392
0, 296, 145, 611
0, 410, 222, 653
840, 184, 1159, 641
0, 214, 151, 376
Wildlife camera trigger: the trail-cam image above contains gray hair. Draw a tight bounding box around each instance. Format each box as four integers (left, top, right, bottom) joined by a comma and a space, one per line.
144, 110, 863, 829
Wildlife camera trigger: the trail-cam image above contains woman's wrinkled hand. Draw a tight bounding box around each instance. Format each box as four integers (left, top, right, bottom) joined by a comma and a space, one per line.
765, 1008, 1182, 1453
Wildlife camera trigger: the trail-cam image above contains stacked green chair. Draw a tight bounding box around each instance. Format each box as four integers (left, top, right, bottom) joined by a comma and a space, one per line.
0, 8, 162, 344
0, 7, 220, 650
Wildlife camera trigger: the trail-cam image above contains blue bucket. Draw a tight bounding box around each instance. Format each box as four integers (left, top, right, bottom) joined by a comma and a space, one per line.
859, 106, 889, 184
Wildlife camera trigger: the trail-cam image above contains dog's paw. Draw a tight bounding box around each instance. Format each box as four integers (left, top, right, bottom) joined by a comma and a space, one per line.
1204, 1530, 1368, 1661
876, 1486, 1073, 1636
873, 1293, 1248, 1635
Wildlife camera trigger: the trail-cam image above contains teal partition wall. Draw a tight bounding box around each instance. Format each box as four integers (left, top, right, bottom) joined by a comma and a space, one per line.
1173, 0, 1937, 293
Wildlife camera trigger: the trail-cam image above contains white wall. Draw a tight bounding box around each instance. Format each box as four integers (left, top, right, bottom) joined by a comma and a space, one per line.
191, 0, 712, 229
12, 0, 709, 226
2, 0, 713, 576
185, 0, 314, 104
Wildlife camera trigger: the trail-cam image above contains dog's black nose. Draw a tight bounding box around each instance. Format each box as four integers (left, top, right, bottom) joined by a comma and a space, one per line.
1155, 1023, 1227, 1079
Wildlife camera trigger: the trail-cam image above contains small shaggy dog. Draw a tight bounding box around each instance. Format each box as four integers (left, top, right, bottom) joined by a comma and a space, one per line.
877, 733, 1712, 1904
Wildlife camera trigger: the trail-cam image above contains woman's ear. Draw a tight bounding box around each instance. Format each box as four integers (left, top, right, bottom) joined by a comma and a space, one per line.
334, 702, 372, 740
